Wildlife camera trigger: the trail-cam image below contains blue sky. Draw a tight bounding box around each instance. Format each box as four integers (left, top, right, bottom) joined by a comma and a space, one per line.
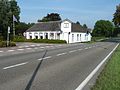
17, 0, 120, 28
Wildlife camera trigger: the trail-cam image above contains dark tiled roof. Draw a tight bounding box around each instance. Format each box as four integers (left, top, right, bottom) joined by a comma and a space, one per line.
26, 20, 89, 33
71, 23, 88, 33
26, 21, 61, 32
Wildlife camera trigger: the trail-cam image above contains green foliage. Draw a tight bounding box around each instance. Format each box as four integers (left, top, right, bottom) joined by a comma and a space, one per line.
38, 13, 61, 22
13, 35, 26, 42
83, 24, 88, 29
91, 45, 120, 90
31, 39, 67, 44
92, 20, 114, 37
91, 37, 107, 42
112, 27, 120, 37
15, 22, 35, 35
113, 4, 120, 27
0, 41, 16, 47
0, 0, 20, 40
13, 36, 67, 44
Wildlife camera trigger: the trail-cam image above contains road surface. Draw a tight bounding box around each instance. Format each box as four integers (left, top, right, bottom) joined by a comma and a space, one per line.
0, 41, 119, 90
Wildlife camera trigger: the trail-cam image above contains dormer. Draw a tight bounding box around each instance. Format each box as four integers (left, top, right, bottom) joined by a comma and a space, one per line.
61, 19, 72, 33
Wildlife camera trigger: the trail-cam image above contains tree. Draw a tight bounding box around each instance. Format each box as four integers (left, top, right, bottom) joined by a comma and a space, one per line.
83, 24, 88, 29
0, 0, 20, 40
0, 0, 10, 40
76, 21, 80, 24
113, 4, 120, 27
15, 22, 35, 35
92, 20, 114, 37
38, 13, 61, 22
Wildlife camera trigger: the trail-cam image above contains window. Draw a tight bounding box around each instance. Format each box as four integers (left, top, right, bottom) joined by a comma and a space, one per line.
64, 23, 69, 28
30, 36, 32, 39
45, 33, 48, 39
29, 33, 32, 39
35, 36, 38, 39
80, 34, 81, 41
77, 34, 79, 41
39, 33, 43, 39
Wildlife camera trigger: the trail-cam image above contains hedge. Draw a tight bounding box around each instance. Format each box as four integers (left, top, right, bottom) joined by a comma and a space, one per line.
13, 36, 67, 44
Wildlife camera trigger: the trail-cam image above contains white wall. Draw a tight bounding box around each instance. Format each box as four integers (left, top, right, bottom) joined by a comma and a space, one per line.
61, 21, 71, 33
26, 31, 61, 40
68, 32, 91, 43
60, 20, 72, 43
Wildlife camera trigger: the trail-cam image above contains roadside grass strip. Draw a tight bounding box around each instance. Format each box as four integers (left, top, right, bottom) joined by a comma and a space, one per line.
75, 43, 119, 90
91, 45, 120, 90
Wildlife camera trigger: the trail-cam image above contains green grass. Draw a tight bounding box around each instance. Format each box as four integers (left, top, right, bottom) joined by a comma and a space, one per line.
92, 37, 109, 42
91, 45, 120, 90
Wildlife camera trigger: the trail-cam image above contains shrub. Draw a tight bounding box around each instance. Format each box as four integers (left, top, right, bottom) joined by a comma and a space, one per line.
13, 36, 26, 42
0, 41, 16, 47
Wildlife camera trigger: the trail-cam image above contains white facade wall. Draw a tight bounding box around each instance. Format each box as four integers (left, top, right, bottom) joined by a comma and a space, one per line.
60, 20, 72, 43
26, 31, 60, 40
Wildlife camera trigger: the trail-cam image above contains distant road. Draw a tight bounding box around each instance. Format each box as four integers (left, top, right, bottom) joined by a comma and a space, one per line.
0, 39, 119, 90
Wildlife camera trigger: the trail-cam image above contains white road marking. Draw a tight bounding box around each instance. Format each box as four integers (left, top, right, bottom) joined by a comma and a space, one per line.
3, 62, 28, 70
0, 51, 3, 53
56, 53, 67, 56
78, 49, 83, 51
37, 56, 52, 61
30, 45, 35, 47
34, 47, 38, 49
38, 58, 42, 61
43, 56, 52, 60
26, 48, 32, 50
46, 46, 50, 48
40, 47, 45, 49
17, 49, 24, 51
69, 50, 77, 53
85, 47, 88, 49
25, 46, 29, 48
7, 50, 15, 52
75, 43, 119, 90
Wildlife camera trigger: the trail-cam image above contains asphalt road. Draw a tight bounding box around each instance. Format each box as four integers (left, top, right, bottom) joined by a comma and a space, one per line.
0, 41, 118, 90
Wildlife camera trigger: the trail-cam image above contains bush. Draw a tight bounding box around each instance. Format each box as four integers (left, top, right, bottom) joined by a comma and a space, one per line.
13, 36, 26, 42
0, 41, 16, 47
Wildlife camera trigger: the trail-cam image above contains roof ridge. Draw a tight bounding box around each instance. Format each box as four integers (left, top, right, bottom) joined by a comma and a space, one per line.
37, 20, 61, 24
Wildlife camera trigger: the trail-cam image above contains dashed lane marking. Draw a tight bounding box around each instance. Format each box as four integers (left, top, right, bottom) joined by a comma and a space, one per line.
78, 49, 83, 51
17, 49, 24, 51
56, 53, 67, 56
3, 62, 28, 70
30, 45, 35, 47
69, 50, 77, 53
7, 50, 15, 52
26, 48, 32, 50
0, 51, 3, 53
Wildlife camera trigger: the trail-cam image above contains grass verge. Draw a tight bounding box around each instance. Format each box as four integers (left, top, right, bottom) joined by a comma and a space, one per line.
91, 45, 120, 90
0, 41, 16, 47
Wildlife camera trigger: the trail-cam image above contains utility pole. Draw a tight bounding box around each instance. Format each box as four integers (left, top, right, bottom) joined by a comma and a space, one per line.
13, 19, 15, 37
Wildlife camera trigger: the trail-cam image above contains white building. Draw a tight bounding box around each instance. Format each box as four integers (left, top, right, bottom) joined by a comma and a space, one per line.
25, 19, 91, 43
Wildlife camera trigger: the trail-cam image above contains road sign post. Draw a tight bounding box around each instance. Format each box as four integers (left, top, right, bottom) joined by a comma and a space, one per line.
7, 26, 10, 47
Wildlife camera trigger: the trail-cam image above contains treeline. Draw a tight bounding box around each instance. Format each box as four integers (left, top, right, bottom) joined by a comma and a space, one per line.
0, 0, 20, 40
92, 4, 120, 37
